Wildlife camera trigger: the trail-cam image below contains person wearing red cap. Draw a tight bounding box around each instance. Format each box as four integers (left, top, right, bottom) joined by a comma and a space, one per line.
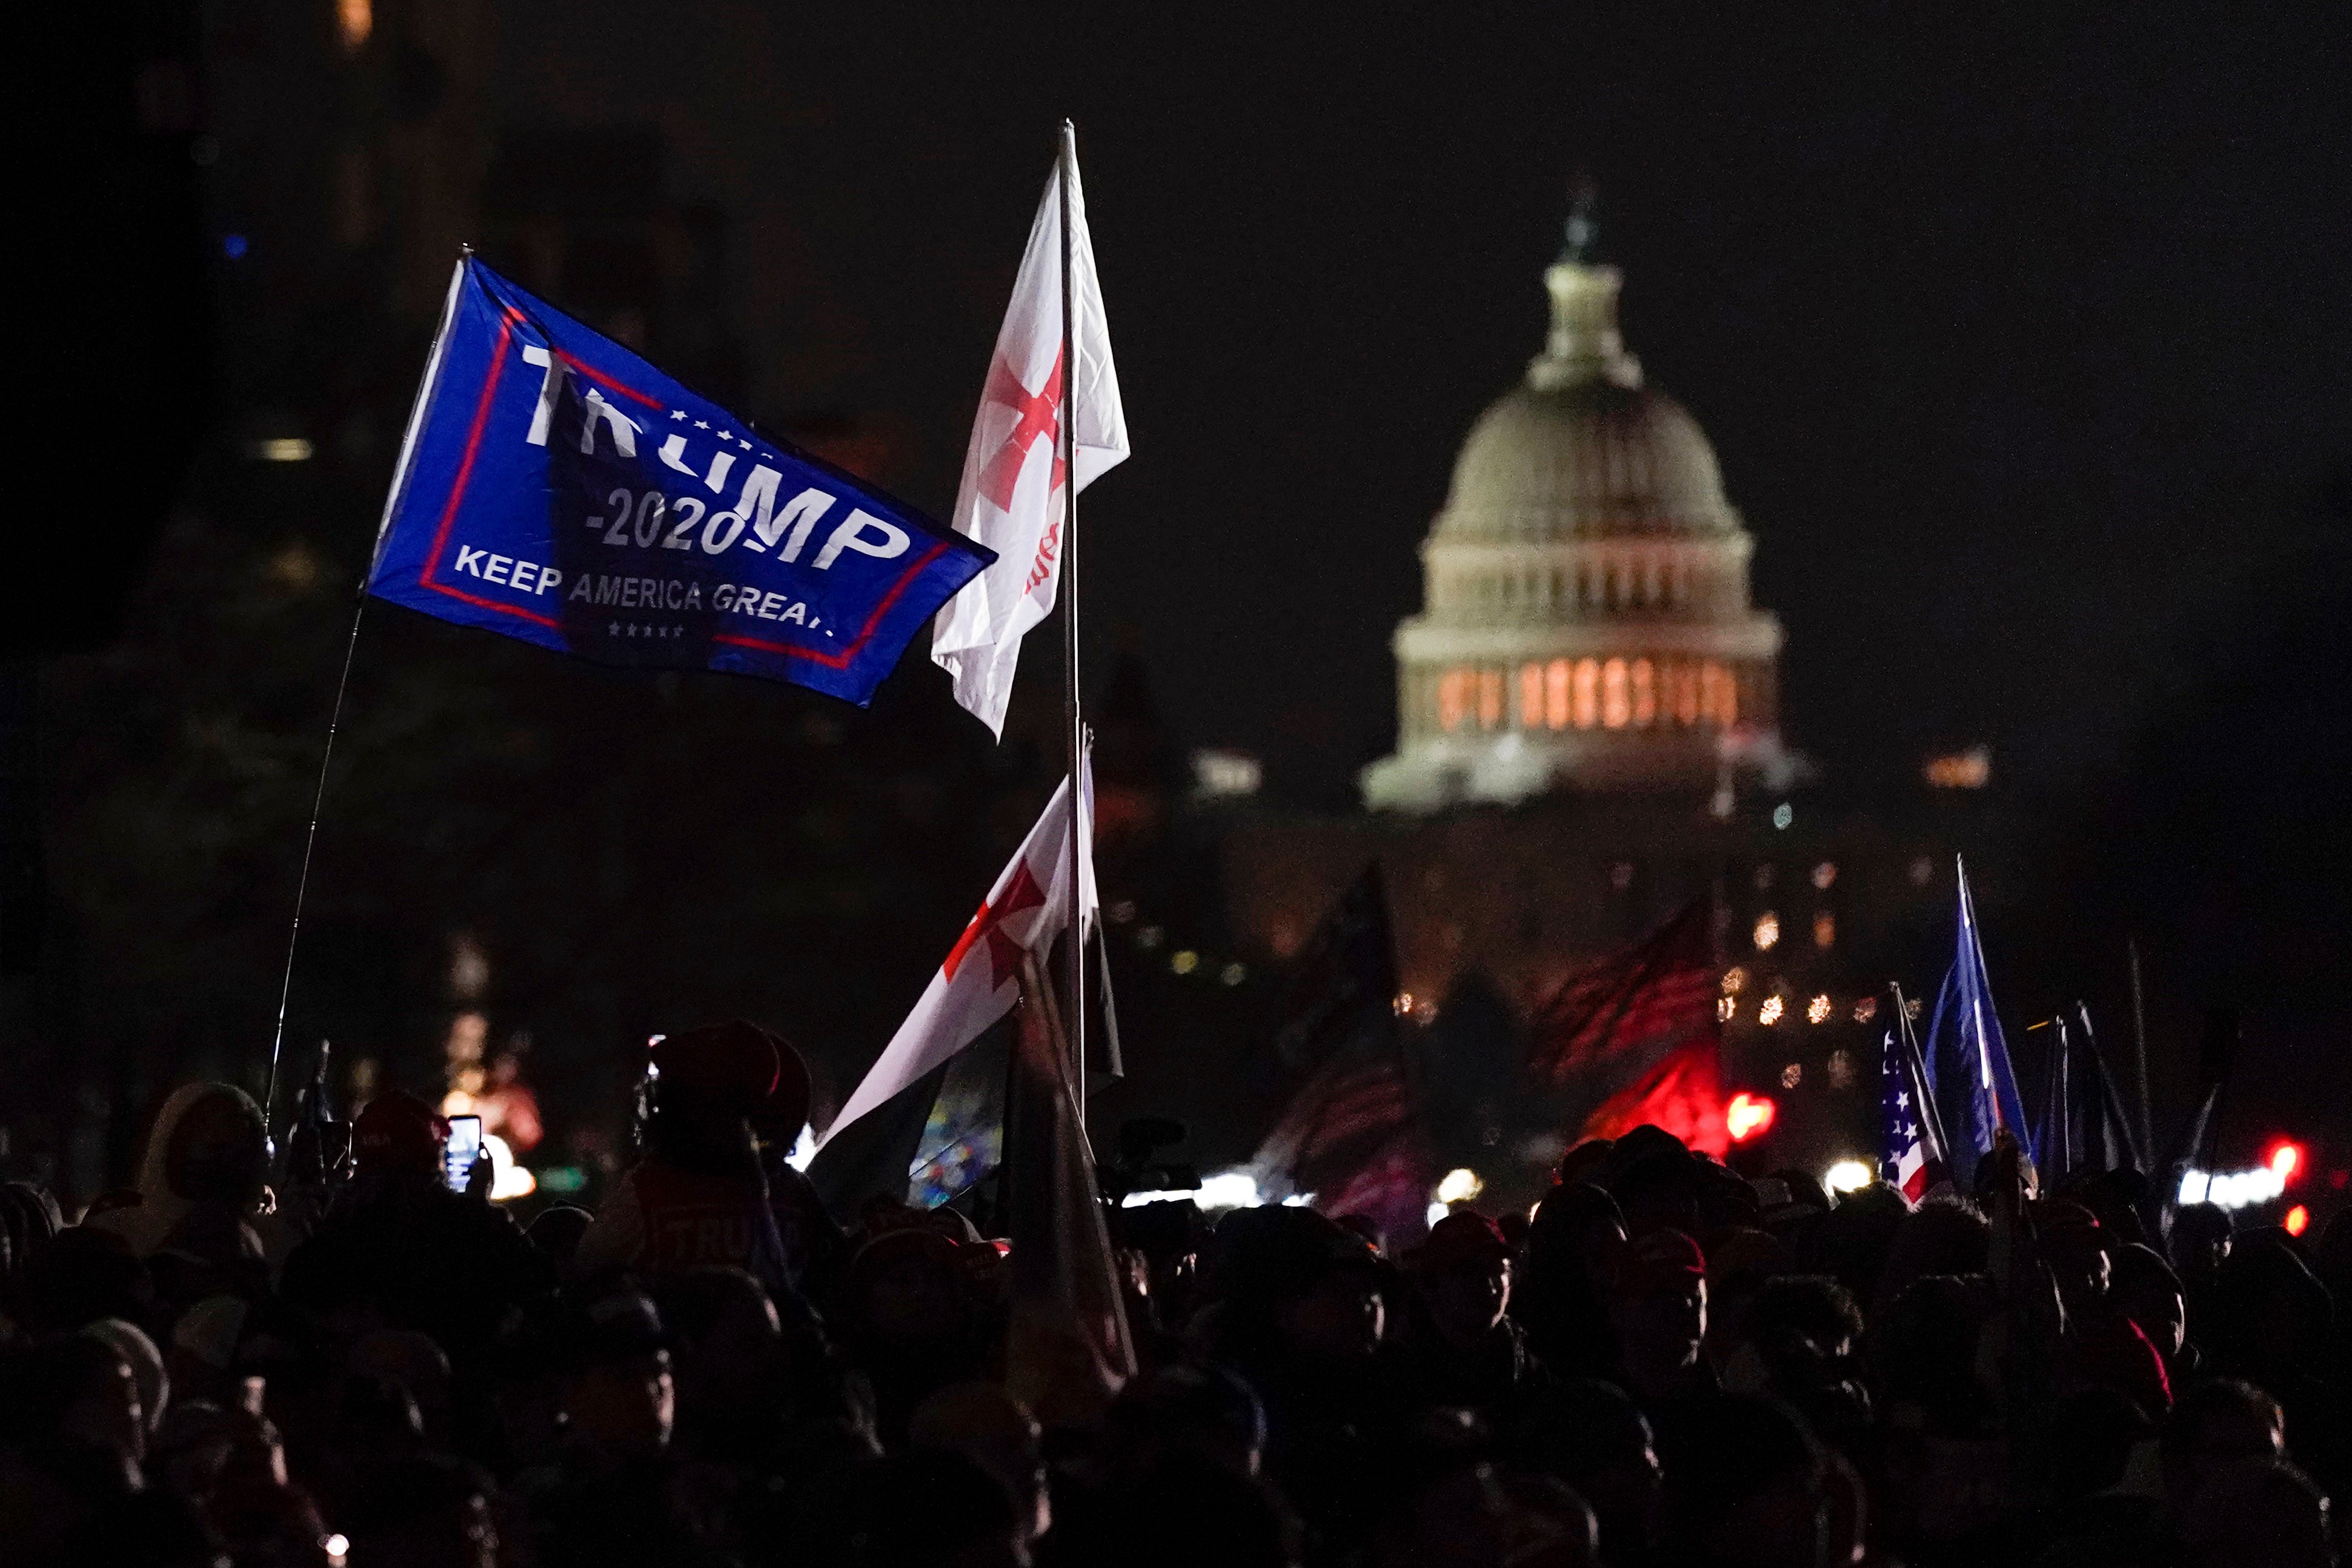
1392, 1212, 1548, 1424
281, 1089, 552, 1378
351, 1089, 457, 1183
835, 1223, 995, 1447
1607, 1228, 1716, 1401
575, 1022, 830, 1308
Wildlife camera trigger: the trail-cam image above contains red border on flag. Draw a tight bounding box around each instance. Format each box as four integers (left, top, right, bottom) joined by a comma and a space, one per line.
712, 541, 952, 670
414, 310, 947, 669
416, 315, 560, 631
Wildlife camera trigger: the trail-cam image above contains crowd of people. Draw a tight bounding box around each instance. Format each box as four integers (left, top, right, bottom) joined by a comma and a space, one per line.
0, 1017, 2344, 1567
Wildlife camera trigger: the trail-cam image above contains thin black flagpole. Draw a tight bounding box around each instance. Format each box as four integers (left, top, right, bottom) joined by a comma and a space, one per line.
264, 595, 367, 1149
1058, 119, 1086, 1124
1890, 981, 1949, 1172
268, 244, 460, 1143
2050, 1015, 2071, 1178
2127, 937, 2153, 1160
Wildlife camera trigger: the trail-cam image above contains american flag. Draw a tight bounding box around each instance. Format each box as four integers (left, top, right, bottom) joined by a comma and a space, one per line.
1529, 900, 1718, 1083
1252, 866, 1433, 1238
1255, 1045, 1420, 1201
1880, 1028, 1928, 1202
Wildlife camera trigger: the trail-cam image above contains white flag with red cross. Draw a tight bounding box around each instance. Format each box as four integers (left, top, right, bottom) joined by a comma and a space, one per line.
817, 763, 1096, 1151
931, 135, 1129, 737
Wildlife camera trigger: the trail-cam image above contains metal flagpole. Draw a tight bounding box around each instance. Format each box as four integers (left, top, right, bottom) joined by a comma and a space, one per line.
2050, 1014, 2071, 1177
1890, 982, 1950, 1173
263, 595, 368, 1150
1057, 119, 1086, 1121
2126, 937, 2153, 1160
265, 242, 466, 1144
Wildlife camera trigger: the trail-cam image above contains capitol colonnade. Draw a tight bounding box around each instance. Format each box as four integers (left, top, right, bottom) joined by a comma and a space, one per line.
1416, 654, 1772, 738
1363, 201, 1786, 808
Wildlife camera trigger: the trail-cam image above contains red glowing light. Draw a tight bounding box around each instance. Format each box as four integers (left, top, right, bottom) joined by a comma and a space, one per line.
2268, 1141, 2304, 1181
2284, 1204, 2310, 1237
1726, 1092, 1777, 1143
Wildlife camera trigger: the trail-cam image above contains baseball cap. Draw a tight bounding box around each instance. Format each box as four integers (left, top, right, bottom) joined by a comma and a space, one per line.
1414, 1212, 1513, 1274
656, 1020, 781, 1105
1621, 1228, 1707, 1295
352, 1091, 449, 1175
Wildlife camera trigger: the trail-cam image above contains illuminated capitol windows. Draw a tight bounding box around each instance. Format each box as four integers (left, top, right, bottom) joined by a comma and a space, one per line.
1201, 193, 2001, 1032
1132, 190, 2016, 1195
1363, 202, 1786, 809
1435, 656, 1741, 735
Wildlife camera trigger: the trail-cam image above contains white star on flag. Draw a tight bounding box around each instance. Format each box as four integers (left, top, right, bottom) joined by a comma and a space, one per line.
1881, 1028, 1929, 1202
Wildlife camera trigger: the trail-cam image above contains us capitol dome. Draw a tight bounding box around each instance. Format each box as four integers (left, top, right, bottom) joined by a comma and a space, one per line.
1362, 201, 1787, 811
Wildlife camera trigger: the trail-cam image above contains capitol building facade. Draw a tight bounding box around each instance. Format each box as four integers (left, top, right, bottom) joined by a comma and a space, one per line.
1363, 228, 1786, 809
1089, 200, 2007, 1194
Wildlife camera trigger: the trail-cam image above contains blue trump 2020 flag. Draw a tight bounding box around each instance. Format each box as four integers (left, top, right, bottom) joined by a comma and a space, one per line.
368, 257, 994, 705
1921, 855, 2033, 1175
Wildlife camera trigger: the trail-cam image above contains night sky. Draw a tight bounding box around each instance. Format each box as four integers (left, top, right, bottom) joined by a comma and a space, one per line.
499, 5, 2351, 807
14, 4, 2351, 1195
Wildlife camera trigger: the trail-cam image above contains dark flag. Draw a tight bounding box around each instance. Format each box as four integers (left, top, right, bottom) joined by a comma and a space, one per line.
1528, 900, 1729, 1156
369, 256, 992, 706
1251, 866, 1433, 1239
2159, 1008, 2242, 1211
1266, 865, 1400, 1080
1255, 1043, 1432, 1239
804, 1057, 953, 1221
2029, 1009, 2142, 1185
1004, 957, 1135, 1426
803, 1024, 1014, 1222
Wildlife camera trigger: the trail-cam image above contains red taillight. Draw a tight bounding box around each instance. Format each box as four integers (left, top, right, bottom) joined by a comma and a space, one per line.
1726, 1092, 1776, 1143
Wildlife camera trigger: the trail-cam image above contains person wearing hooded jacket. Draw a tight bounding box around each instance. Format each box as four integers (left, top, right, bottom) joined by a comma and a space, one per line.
84, 1083, 279, 1265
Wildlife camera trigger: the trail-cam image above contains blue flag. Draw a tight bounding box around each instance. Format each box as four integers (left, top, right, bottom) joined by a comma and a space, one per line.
368, 257, 994, 705
1921, 856, 2032, 1174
